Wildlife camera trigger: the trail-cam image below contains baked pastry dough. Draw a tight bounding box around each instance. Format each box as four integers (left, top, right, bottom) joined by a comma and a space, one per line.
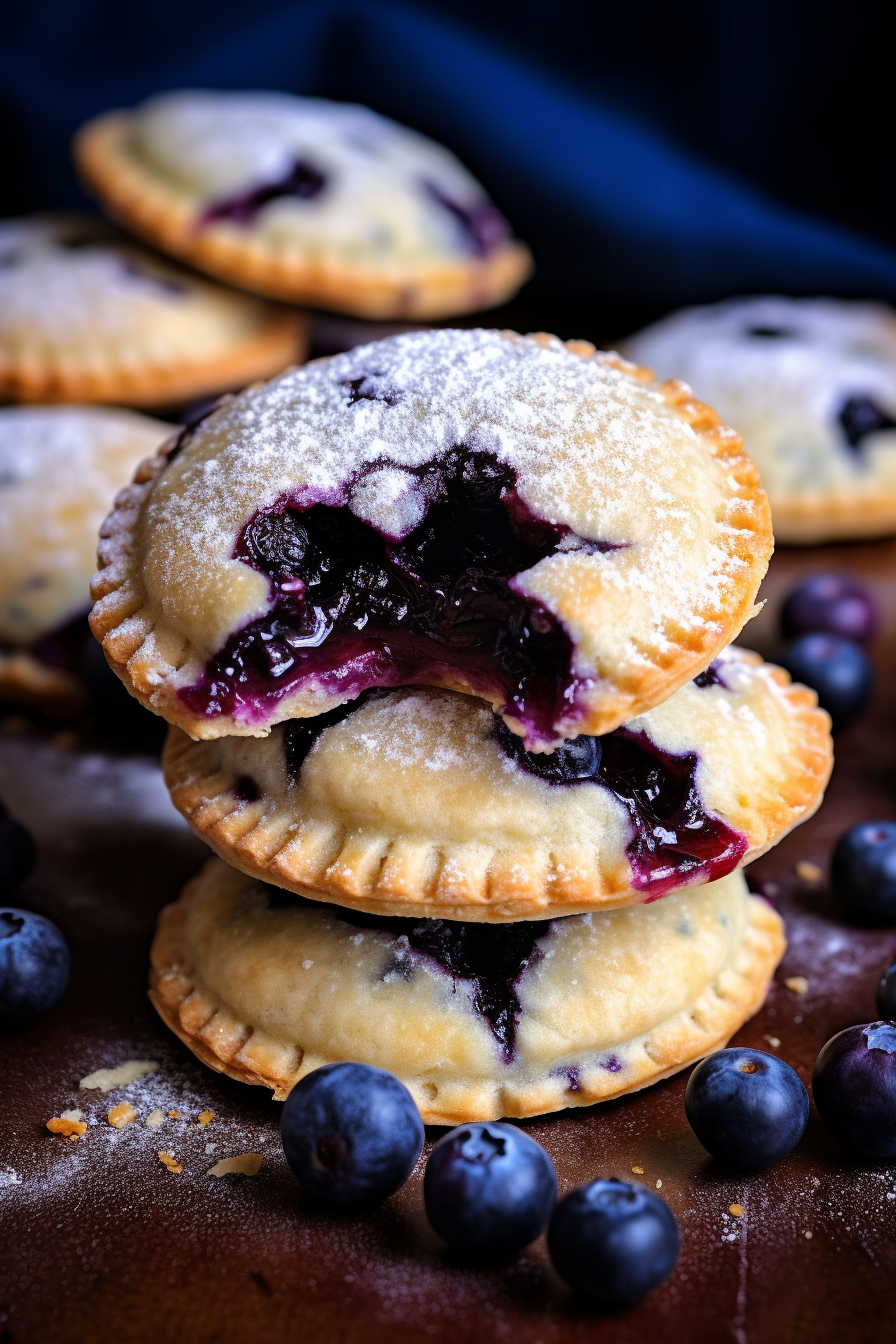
74, 91, 532, 320
149, 860, 784, 1123
162, 648, 831, 921
622, 296, 896, 544
91, 329, 772, 747
0, 405, 172, 708
0, 215, 306, 406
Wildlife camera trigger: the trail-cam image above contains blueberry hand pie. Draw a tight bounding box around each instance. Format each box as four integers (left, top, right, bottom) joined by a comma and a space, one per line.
74, 91, 532, 320
0, 405, 172, 709
162, 649, 831, 921
91, 329, 772, 748
149, 859, 784, 1123
622, 296, 896, 544
0, 215, 306, 407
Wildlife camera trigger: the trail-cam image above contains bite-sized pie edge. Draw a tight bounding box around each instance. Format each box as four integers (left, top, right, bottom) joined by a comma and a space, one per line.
160, 651, 831, 922
767, 490, 896, 546
148, 860, 785, 1123
0, 305, 307, 408
0, 649, 86, 716
74, 111, 533, 320
89, 338, 773, 744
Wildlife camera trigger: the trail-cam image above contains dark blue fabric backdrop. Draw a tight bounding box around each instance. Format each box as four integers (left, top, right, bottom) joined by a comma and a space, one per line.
2, 0, 894, 309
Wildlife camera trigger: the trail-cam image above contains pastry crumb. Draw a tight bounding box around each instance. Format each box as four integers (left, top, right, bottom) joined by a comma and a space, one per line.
207, 1153, 263, 1178
158, 1151, 182, 1173
729, 1203, 744, 1217
764, 1035, 781, 1048
107, 1102, 138, 1129
197, 1110, 214, 1126
655, 1179, 663, 1189
145, 1109, 164, 1129
79, 1059, 158, 1091
59, 1109, 83, 1122
795, 861, 822, 883
785, 976, 809, 994
804, 1230, 813, 1239
47, 1116, 87, 1138
168, 1109, 180, 1119
631, 1164, 644, 1174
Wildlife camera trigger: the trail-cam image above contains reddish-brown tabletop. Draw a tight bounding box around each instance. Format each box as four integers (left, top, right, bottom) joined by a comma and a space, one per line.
2, 540, 896, 1344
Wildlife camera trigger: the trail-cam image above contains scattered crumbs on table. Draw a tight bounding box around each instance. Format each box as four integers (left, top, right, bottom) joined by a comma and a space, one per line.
145, 1109, 164, 1129
631, 1164, 644, 1174
785, 976, 809, 994
796, 861, 823, 883
158, 1152, 182, 1173
205, 1142, 216, 1154
46, 1117, 87, 1139
729, 1204, 744, 1217
198, 1110, 215, 1126
804, 1230, 813, 1239
655, 1179, 663, 1189
79, 1060, 159, 1091
168, 1110, 180, 1119
208, 1153, 263, 1178
107, 1102, 137, 1129
764, 1035, 781, 1048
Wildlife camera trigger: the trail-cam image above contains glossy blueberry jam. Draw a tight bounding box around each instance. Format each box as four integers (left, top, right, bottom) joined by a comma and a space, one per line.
421, 180, 508, 257
838, 395, 896, 453
201, 159, 327, 226
181, 449, 613, 744
264, 884, 545, 1060
692, 660, 728, 690
494, 720, 746, 896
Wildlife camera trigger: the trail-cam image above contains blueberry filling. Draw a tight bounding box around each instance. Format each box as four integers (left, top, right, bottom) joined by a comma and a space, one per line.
838, 395, 896, 454
263, 883, 544, 1061
421, 180, 508, 258
27, 611, 92, 675
180, 448, 618, 744
494, 720, 746, 896
692, 660, 728, 690
745, 326, 797, 340
200, 159, 327, 226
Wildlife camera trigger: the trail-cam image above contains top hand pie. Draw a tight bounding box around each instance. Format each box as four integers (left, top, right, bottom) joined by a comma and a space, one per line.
90, 328, 772, 746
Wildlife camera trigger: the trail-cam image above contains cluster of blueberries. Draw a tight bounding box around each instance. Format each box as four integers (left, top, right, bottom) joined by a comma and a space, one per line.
1, 567, 895, 1308
779, 571, 875, 729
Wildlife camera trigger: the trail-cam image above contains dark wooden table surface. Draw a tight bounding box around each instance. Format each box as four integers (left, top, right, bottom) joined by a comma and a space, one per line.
2, 538, 896, 1344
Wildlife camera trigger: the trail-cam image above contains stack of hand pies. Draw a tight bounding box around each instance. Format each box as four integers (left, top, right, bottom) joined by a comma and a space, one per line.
90, 328, 833, 1125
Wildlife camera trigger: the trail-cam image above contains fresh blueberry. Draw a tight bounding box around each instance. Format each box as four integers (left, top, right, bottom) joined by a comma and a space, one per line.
547, 1179, 680, 1305
781, 573, 878, 644
831, 822, 896, 924
813, 1022, 896, 1157
0, 801, 36, 900
684, 1048, 809, 1168
877, 961, 896, 1019
780, 633, 873, 729
280, 1061, 423, 1203
0, 908, 69, 1018
424, 1122, 556, 1255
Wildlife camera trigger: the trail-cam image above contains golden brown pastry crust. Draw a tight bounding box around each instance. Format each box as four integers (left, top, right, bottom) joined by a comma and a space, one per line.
148, 860, 785, 1123
75, 111, 532, 321
160, 651, 831, 922
90, 333, 773, 746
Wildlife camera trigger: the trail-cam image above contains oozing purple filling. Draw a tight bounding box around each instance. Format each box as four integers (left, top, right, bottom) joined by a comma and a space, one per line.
264, 883, 545, 1061
421, 180, 508, 257
494, 720, 746, 897
200, 159, 327, 226
692, 660, 728, 690
27, 610, 91, 675
180, 448, 618, 745
838, 395, 896, 455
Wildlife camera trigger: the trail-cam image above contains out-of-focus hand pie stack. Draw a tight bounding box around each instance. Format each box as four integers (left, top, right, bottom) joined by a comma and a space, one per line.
90, 327, 832, 1124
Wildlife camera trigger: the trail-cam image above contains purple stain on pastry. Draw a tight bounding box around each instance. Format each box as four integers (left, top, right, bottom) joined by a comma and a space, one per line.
838, 395, 896, 455
602, 1056, 622, 1074
265, 887, 547, 1061
494, 721, 747, 898
200, 159, 327, 226
180, 448, 622, 746
552, 1066, 580, 1092
692, 660, 728, 690
420, 180, 509, 257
